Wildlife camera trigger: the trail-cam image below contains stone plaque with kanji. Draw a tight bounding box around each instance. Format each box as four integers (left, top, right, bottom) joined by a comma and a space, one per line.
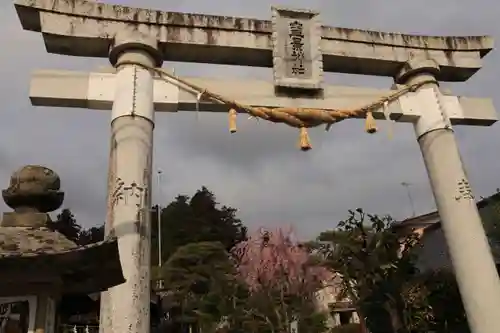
271, 6, 323, 90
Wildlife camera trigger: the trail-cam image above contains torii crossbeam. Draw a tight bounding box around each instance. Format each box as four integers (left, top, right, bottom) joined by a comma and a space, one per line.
29, 68, 497, 125
13, 1, 500, 333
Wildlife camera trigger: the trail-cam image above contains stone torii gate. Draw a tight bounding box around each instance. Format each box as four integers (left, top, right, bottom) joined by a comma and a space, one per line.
13, 1, 500, 333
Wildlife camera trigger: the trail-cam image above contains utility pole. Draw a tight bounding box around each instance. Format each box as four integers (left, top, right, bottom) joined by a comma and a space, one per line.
401, 181, 416, 217
156, 169, 164, 290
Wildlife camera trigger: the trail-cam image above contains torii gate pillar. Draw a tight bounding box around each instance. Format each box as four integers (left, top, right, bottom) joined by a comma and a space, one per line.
100, 32, 162, 333
397, 59, 500, 333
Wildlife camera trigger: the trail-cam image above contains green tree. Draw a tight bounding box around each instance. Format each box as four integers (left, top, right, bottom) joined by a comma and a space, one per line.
407, 269, 469, 333
48, 208, 81, 243
152, 188, 247, 333
151, 187, 247, 269
48, 208, 105, 246
316, 209, 471, 333
316, 209, 421, 333
478, 192, 500, 258
160, 241, 240, 333
78, 225, 105, 245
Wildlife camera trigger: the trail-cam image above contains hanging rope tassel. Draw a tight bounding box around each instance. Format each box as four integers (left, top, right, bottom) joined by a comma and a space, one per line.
228, 108, 238, 133
298, 127, 312, 151
364, 110, 377, 134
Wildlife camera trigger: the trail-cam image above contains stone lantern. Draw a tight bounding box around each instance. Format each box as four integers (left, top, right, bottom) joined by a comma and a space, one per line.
0, 165, 124, 333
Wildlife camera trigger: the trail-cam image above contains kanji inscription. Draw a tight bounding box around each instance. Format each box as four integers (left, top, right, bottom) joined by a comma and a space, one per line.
289, 20, 306, 75
455, 178, 475, 201
271, 6, 322, 90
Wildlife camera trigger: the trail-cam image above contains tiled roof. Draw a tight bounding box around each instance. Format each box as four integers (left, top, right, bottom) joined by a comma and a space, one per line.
0, 226, 76, 257
394, 191, 500, 229
0, 234, 125, 295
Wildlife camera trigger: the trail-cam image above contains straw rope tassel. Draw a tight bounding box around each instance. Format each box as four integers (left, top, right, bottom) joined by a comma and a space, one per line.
299, 127, 312, 151
364, 110, 377, 134
228, 108, 238, 133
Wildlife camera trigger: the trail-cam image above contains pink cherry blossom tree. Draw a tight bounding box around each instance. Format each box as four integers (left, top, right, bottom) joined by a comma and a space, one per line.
231, 226, 331, 333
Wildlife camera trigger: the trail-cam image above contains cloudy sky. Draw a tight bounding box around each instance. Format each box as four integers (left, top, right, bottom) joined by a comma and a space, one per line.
0, 0, 499, 238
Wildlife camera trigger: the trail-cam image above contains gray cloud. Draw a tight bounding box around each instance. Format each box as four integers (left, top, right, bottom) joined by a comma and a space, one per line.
1, 0, 499, 238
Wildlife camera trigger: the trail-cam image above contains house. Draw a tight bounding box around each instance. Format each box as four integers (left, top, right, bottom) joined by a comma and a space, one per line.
392, 192, 500, 272
315, 275, 360, 328
314, 192, 500, 331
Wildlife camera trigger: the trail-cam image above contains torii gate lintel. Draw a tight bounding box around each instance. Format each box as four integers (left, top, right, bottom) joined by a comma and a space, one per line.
14, 0, 493, 82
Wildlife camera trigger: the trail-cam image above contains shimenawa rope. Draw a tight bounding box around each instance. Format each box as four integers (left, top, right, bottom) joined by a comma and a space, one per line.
117, 61, 435, 151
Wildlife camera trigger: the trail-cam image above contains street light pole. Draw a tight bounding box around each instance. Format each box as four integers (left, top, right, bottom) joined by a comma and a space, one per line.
401, 182, 416, 217
156, 170, 164, 290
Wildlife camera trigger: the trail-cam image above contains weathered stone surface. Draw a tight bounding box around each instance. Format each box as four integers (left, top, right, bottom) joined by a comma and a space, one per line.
2, 165, 64, 213
0, 226, 75, 256
0, 165, 125, 296
14, 0, 494, 81
271, 6, 322, 90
